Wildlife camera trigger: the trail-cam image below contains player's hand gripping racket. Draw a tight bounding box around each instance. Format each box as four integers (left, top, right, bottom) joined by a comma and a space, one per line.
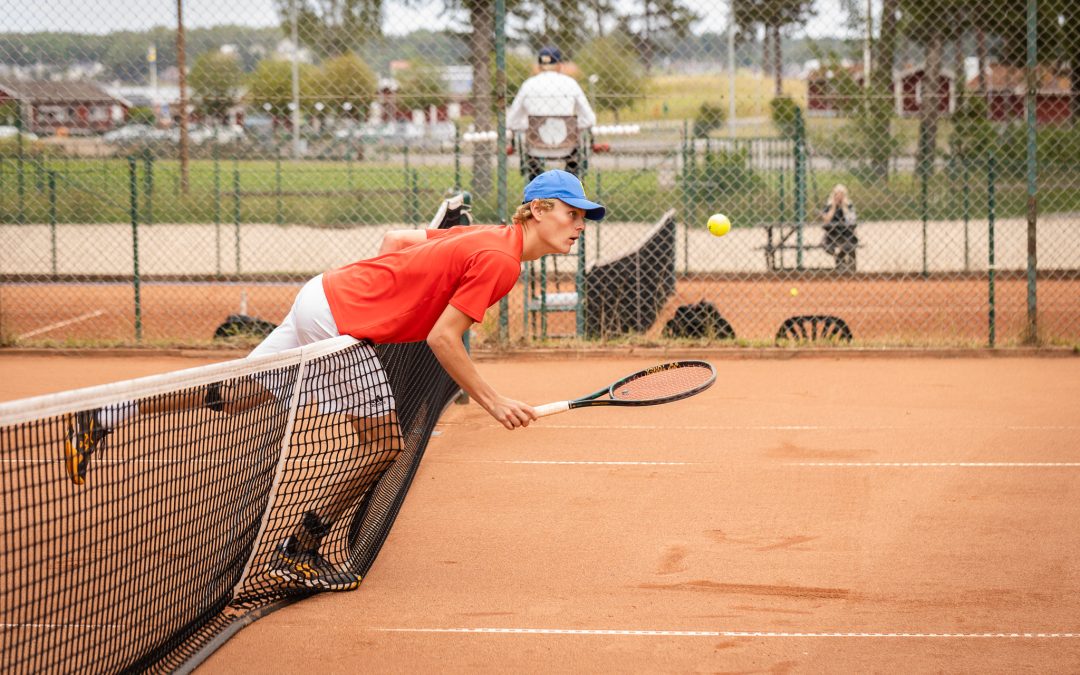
534, 361, 716, 417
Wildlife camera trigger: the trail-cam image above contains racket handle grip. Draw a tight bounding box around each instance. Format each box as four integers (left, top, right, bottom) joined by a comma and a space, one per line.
534, 401, 570, 417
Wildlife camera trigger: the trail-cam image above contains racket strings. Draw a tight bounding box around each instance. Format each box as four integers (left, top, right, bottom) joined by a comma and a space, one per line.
611, 365, 713, 401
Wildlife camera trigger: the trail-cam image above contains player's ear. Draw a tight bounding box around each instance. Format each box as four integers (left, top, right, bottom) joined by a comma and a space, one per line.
528, 199, 543, 220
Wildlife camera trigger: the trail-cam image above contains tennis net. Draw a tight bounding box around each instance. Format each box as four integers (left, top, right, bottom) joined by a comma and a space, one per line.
0, 336, 460, 673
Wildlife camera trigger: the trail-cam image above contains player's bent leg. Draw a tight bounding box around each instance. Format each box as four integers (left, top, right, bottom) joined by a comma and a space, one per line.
63, 410, 109, 486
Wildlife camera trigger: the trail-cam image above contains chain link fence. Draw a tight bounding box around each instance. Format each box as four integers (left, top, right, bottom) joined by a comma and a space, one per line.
0, 0, 1076, 348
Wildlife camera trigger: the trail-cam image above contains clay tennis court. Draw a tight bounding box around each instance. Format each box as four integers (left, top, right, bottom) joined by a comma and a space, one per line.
2, 350, 1078, 671
3, 275, 1078, 346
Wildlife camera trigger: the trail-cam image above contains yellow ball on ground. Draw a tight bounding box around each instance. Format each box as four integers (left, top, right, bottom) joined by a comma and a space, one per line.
707, 213, 731, 237
790, 287, 799, 297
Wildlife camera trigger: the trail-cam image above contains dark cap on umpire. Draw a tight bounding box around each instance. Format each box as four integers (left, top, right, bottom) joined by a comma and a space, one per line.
524, 170, 606, 221
538, 45, 562, 65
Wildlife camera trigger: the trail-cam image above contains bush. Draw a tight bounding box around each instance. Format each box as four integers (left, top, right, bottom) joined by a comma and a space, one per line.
949, 97, 994, 164
693, 102, 726, 139
769, 96, 803, 140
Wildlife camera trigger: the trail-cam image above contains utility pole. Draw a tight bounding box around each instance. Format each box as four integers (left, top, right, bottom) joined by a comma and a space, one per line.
176, 0, 190, 194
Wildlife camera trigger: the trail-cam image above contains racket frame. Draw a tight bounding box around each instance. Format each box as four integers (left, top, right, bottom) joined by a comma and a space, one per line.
533, 360, 715, 418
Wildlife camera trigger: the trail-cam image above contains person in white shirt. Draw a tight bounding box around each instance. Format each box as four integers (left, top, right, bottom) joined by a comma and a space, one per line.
507, 45, 597, 181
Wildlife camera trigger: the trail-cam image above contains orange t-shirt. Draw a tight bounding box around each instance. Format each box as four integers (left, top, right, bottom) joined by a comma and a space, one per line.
322, 224, 522, 343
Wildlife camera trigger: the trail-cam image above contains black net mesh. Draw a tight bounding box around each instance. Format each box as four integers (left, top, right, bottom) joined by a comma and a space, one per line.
0, 338, 459, 673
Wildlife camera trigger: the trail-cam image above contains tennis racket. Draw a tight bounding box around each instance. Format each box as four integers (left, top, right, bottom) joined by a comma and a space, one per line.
534, 361, 716, 417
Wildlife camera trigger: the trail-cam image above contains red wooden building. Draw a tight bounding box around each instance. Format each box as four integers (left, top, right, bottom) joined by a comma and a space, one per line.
0, 80, 130, 136
970, 65, 1072, 124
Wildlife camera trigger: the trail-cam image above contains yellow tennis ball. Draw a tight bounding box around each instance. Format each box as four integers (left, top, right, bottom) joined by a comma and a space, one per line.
790, 287, 799, 297
707, 213, 731, 237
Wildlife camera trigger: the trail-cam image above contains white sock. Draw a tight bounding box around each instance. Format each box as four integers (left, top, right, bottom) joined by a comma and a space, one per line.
99, 402, 138, 429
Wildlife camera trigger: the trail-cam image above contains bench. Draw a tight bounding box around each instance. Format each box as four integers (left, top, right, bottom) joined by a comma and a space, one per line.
760, 223, 861, 273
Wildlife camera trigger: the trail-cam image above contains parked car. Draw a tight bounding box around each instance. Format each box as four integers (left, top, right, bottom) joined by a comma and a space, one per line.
102, 124, 172, 144
188, 124, 246, 145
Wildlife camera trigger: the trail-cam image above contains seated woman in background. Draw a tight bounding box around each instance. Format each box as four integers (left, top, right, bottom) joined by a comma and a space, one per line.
821, 184, 859, 272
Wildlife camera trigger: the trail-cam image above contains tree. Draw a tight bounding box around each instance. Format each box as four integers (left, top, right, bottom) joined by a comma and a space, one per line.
247, 58, 320, 124
516, 0, 591, 55
867, 0, 900, 180
574, 34, 646, 119
276, 0, 383, 58
316, 52, 377, 120
190, 51, 245, 123
733, 0, 814, 95
395, 60, 449, 115
899, 1, 964, 180
615, 0, 699, 71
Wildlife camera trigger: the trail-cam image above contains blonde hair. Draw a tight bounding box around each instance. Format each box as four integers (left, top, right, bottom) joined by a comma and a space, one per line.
512, 198, 556, 227
830, 184, 852, 208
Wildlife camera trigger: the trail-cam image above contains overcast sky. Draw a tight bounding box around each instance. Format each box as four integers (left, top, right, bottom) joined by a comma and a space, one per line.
3, 0, 857, 40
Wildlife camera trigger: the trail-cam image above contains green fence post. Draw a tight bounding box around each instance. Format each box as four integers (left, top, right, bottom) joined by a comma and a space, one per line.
142, 149, 154, 227
987, 151, 996, 348
1024, 0, 1038, 343
402, 144, 411, 224
213, 145, 221, 276
453, 126, 461, 192
16, 117, 24, 224
495, 0, 509, 344
576, 227, 586, 337
962, 155, 971, 272
920, 163, 929, 278
128, 156, 143, 342
594, 169, 602, 261
275, 150, 284, 226
233, 159, 241, 275
48, 170, 57, 278
793, 108, 807, 270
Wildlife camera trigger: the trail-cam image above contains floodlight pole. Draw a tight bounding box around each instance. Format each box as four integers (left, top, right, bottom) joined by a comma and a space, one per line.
176, 0, 190, 194
727, 1, 736, 136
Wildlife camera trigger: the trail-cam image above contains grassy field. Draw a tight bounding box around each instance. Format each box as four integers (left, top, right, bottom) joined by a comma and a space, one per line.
0, 151, 1069, 232
609, 69, 809, 124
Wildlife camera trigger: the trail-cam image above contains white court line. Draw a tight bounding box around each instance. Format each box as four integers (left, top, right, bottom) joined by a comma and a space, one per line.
376, 627, 1080, 639
468, 460, 697, 466
791, 462, 1080, 468
17, 309, 105, 339
538, 424, 1080, 431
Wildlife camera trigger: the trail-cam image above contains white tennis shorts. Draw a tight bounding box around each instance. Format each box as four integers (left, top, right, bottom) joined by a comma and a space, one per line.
249, 275, 396, 418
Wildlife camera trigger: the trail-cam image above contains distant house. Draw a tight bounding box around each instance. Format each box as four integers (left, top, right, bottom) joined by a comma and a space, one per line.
0, 80, 130, 135
970, 65, 1072, 124
894, 66, 956, 116
806, 64, 957, 117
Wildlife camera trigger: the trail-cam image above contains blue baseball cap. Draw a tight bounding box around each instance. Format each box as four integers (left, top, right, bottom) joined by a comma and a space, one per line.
523, 170, 606, 221
538, 45, 562, 65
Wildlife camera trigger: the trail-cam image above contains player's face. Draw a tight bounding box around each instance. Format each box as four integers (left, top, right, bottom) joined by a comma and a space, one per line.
535, 200, 586, 255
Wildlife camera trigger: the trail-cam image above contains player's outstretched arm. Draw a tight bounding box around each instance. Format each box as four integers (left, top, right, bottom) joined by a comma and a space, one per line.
426, 304, 535, 430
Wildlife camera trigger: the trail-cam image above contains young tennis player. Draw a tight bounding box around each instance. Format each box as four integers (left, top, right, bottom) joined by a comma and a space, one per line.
64, 169, 605, 590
